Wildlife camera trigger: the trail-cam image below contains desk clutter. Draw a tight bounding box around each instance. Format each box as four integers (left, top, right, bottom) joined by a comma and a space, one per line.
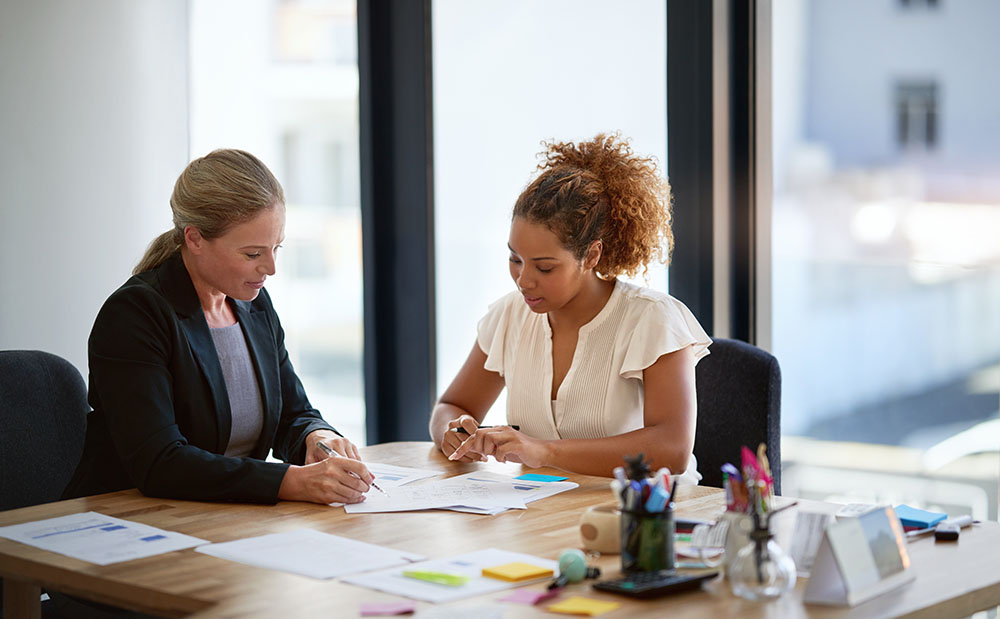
2, 446, 988, 617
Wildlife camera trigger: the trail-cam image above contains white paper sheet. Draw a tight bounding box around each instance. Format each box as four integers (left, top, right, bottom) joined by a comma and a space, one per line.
195, 528, 425, 579
0, 511, 206, 566
340, 548, 558, 603
365, 462, 443, 488
439, 472, 579, 515
344, 479, 527, 514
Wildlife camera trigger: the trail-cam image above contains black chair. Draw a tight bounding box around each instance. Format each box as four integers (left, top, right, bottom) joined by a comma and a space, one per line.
0, 350, 89, 511
1, 350, 88, 619
693, 338, 782, 494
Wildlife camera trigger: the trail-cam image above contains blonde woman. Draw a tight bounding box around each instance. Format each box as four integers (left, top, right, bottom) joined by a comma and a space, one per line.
65, 149, 373, 504
431, 134, 711, 479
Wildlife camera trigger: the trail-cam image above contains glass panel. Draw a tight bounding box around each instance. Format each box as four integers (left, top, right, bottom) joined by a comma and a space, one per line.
772, 0, 1000, 520
189, 0, 365, 444
433, 0, 667, 424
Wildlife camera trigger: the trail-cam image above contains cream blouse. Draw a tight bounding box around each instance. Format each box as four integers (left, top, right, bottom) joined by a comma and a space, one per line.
476, 279, 711, 482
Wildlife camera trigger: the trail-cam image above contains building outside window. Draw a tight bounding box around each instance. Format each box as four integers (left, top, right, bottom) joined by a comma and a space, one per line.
772, 0, 999, 519
189, 0, 366, 444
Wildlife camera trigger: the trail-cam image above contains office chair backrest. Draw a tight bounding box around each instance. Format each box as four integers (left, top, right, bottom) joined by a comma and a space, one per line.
694, 338, 782, 494
0, 350, 89, 511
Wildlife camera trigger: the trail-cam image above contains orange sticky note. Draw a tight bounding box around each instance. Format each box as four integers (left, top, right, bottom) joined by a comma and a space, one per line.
547, 596, 621, 616
481, 562, 554, 582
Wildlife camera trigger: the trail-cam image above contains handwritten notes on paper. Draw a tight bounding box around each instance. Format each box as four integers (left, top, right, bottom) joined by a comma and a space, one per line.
344, 478, 527, 514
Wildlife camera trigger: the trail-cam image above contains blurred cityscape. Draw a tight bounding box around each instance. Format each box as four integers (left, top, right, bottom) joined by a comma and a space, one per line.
773, 0, 1000, 519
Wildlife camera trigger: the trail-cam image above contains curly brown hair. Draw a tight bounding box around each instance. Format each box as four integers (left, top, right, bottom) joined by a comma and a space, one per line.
512, 133, 672, 279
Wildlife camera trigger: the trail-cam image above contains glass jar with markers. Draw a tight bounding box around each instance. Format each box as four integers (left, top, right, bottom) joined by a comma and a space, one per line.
724, 444, 797, 601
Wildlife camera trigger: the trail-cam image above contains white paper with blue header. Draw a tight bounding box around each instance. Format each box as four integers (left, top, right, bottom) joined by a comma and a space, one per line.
0, 511, 206, 566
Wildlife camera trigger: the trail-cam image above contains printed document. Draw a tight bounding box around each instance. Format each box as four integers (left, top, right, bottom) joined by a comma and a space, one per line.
0, 511, 206, 566
344, 477, 527, 514
196, 528, 425, 579
364, 462, 443, 488
442, 471, 579, 515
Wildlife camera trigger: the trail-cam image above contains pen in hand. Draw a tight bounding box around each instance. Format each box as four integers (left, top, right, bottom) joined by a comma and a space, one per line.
448, 424, 520, 435
316, 442, 388, 496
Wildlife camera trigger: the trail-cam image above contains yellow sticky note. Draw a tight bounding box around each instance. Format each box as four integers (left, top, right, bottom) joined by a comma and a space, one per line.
547, 596, 621, 616
481, 562, 554, 582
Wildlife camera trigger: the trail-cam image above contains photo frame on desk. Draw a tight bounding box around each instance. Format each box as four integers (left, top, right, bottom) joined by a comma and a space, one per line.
804, 506, 915, 607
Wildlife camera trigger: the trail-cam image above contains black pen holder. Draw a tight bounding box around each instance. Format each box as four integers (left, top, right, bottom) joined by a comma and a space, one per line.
620, 507, 675, 573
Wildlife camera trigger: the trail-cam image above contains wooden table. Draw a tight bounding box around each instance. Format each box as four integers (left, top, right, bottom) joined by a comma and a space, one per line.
2, 442, 998, 618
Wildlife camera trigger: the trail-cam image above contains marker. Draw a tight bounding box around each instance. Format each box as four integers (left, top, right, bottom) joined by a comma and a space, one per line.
449, 425, 520, 435
316, 442, 387, 496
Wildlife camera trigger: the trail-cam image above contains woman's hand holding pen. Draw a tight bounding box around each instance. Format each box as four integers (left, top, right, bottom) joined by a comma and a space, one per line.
277, 454, 374, 504
278, 429, 373, 504
304, 429, 360, 464
448, 426, 552, 469
441, 414, 487, 463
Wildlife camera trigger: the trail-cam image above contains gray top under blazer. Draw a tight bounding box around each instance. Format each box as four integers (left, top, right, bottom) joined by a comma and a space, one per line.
64, 251, 336, 503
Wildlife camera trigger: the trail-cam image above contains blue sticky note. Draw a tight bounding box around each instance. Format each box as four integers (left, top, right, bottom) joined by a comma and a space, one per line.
894, 504, 947, 529
515, 473, 568, 482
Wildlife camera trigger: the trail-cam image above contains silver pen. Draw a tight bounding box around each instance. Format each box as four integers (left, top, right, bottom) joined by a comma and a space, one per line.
316, 442, 388, 496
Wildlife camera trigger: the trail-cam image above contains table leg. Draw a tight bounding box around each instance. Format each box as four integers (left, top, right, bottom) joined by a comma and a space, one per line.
3, 577, 41, 619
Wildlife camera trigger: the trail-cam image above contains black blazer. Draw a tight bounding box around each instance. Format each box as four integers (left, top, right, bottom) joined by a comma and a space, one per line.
64, 252, 336, 503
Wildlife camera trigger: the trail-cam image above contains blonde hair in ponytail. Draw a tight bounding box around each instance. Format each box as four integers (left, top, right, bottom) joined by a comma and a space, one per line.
133, 149, 285, 275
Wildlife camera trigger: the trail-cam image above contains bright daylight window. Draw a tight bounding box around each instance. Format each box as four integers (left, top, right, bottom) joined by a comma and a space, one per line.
772, 1, 1000, 519
433, 0, 668, 425
189, 0, 365, 444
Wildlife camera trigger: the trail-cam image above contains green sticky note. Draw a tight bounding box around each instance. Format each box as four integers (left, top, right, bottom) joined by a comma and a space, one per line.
401, 570, 468, 587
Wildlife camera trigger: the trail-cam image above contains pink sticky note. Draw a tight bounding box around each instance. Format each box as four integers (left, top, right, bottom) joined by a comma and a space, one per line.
499, 588, 561, 605
360, 601, 416, 616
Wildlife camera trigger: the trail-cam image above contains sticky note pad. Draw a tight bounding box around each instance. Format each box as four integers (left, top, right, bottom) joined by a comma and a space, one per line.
515, 473, 569, 482
894, 505, 947, 529
547, 596, 621, 616
360, 601, 416, 616
482, 562, 554, 582
499, 588, 560, 605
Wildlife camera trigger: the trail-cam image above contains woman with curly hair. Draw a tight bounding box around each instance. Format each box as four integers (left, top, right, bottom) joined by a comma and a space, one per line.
430, 134, 711, 480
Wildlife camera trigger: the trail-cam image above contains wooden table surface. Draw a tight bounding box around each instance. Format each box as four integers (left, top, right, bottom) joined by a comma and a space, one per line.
1, 442, 998, 618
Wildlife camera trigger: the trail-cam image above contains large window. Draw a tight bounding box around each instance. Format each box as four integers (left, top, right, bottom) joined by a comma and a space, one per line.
771, 0, 1000, 518
189, 0, 365, 443
432, 0, 668, 423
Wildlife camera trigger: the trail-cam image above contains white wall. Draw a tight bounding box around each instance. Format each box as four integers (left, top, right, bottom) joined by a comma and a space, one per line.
0, 0, 189, 376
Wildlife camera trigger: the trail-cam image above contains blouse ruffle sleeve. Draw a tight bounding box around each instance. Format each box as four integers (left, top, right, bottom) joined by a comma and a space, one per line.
620, 297, 712, 381
476, 291, 519, 377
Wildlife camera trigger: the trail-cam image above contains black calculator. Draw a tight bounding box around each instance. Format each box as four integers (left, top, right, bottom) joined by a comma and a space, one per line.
592, 570, 719, 599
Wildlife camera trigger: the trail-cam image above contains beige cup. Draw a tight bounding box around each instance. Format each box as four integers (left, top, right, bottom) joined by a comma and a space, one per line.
579, 504, 621, 554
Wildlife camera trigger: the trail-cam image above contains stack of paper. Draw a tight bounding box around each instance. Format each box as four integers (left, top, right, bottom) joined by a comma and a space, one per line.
342, 470, 579, 515
345, 476, 527, 514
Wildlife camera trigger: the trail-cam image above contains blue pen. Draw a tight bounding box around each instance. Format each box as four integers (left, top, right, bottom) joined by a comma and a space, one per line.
628, 480, 642, 512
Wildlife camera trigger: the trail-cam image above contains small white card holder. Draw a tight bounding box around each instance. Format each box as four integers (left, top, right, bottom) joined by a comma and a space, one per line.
804, 506, 915, 606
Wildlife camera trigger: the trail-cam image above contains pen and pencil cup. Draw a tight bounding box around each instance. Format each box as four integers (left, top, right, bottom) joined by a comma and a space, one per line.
620, 507, 675, 573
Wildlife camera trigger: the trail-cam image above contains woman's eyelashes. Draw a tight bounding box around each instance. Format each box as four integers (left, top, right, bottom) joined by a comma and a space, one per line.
509, 256, 553, 274
244, 245, 282, 260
